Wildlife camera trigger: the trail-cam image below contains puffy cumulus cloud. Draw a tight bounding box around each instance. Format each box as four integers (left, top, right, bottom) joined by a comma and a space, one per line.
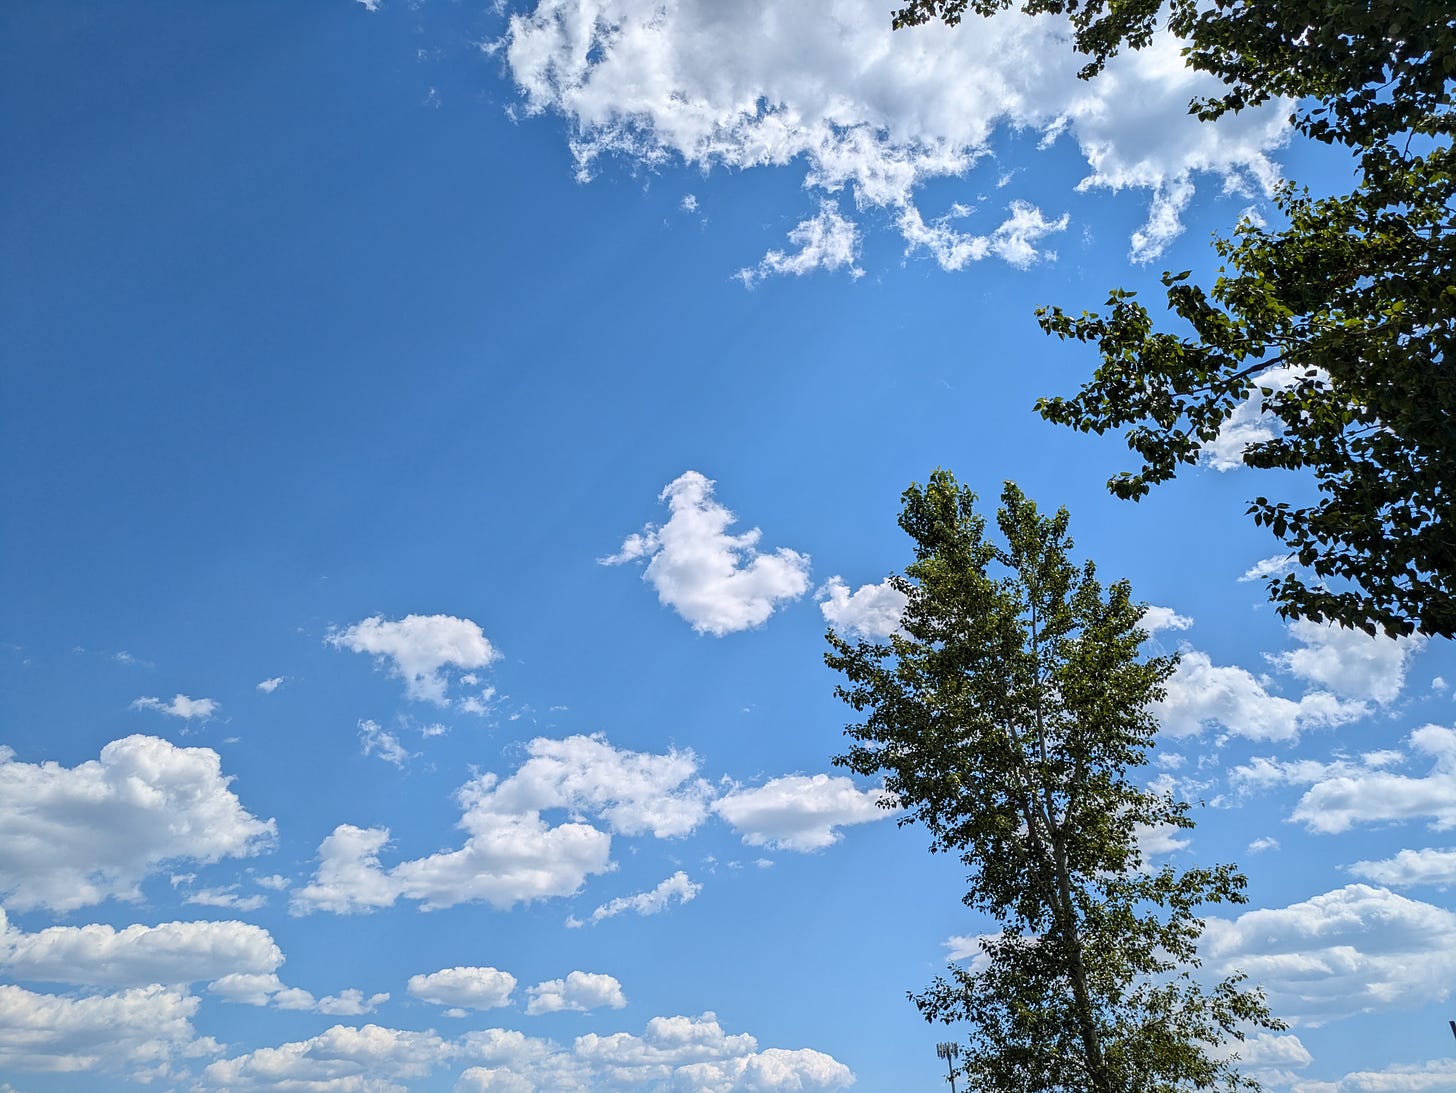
0, 982, 214, 1076
1287, 725, 1456, 834
1288, 1058, 1456, 1092
1267, 619, 1424, 705
327, 613, 500, 705
1209, 1033, 1313, 1090
736, 200, 863, 286
1239, 553, 1296, 584
0, 911, 280, 988
130, 693, 218, 719
0, 735, 275, 912
713, 773, 893, 851
256, 676, 284, 693
1348, 847, 1456, 889
672, 1048, 858, 1092
572, 1013, 852, 1090
1200, 884, 1456, 1025
408, 966, 518, 1011
294, 735, 708, 914
1200, 366, 1318, 472
1154, 649, 1365, 741
1140, 604, 1193, 635
291, 813, 612, 916
207, 974, 388, 1015
571, 870, 701, 927
487, 733, 713, 838
203, 1023, 448, 1091
501, 0, 1289, 274
526, 970, 628, 1015
602, 472, 811, 636
290, 824, 403, 915
818, 576, 907, 639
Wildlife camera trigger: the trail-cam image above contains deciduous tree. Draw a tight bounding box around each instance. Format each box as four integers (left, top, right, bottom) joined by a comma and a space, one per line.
893, 0, 1455, 638
826, 472, 1280, 1092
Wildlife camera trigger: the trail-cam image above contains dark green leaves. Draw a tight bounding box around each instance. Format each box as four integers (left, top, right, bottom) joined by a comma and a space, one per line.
827, 474, 1281, 1092
894, 0, 1456, 639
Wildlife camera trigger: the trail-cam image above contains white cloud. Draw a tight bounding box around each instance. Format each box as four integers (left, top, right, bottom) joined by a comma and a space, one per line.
1287, 725, 1456, 834
1288, 1058, 1456, 1092
818, 576, 907, 639
0, 983, 215, 1076
571, 1013, 853, 1090
713, 773, 893, 851
203, 1024, 448, 1091
737, 200, 863, 286
1239, 554, 1296, 584
899, 199, 1068, 270
1211, 1032, 1313, 1090
359, 718, 413, 767
1268, 619, 1423, 705
327, 613, 500, 705
354, 0, 381, 11
255, 676, 283, 694
183, 885, 267, 911
572, 870, 701, 926
1348, 847, 1456, 889
131, 693, 218, 720
408, 966, 518, 1011
207, 974, 388, 1015
0, 911, 281, 988
488, 733, 713, 838
293, 735, 708, 914
604, 472, 811, 636
501, 0, 1289, 271
1155, 649, 1365, 741
1201, 884, 1456, 1025
526, 971, 628, 1015
0, 735, 276, 912
290, 824, 403, 915
1141, 604, 1193, 635
1201, 366, 1324, 472
1247, 836, 1280, 853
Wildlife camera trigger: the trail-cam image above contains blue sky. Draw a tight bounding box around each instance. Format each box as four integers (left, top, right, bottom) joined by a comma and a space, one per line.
2, 2, 1454, 1090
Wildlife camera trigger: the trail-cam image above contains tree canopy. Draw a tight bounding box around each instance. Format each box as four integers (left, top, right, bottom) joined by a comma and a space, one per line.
894, 0, 1456, 638
826, 473, 1280, 1092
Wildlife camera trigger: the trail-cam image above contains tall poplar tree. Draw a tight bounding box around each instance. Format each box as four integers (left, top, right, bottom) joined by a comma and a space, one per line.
826, 472, 1281, 1092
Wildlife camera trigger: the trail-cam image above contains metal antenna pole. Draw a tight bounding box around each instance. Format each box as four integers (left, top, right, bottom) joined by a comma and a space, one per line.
936, 1042, 960, 1093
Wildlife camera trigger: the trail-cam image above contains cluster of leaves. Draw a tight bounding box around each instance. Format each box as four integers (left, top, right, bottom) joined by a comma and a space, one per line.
896, 0, 1455, 638
828, 473, 1282, 1092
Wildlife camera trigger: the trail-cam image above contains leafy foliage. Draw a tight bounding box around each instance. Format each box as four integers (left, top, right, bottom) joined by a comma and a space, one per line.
826, 472, 1281, 1092
893, 0, 1456, 638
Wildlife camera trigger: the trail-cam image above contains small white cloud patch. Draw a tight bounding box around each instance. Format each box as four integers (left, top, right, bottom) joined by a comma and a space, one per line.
525, 970, 627, 1014
131, 694, 218, 720
818, 577, 907, 639
1140, 605, 1193, 635
407, 966, 518, 1011
358, 719, 413, 767
713, 773, 893, 851
603, 471, 811, 636
571, 870, 701, 927
737, 201, 864, 286
327, 613, 500, 705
